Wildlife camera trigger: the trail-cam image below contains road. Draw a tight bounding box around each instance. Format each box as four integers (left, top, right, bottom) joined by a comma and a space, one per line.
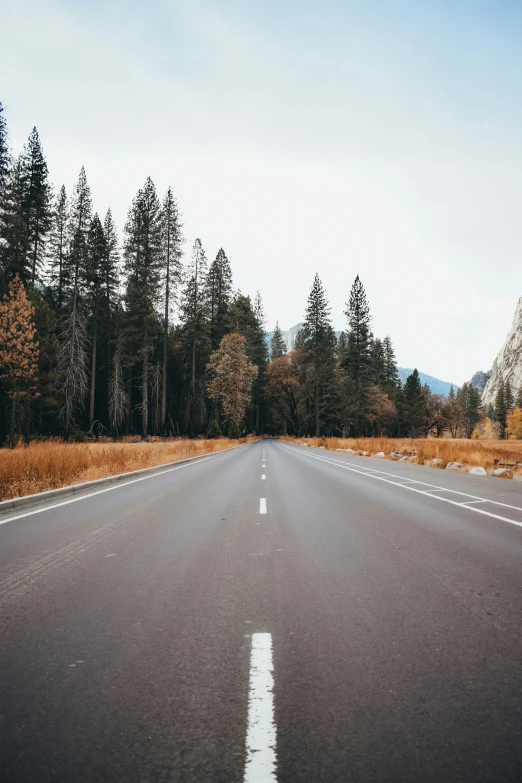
2, 438, 522, 782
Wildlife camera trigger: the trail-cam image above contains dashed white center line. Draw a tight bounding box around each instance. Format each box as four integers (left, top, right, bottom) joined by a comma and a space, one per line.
262, 474, 266, 480
244, 633, 277, 782
259, 498, 267, 514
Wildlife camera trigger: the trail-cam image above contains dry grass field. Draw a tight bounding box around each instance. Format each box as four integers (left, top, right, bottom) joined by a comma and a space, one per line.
281, 436, 522, 475
0, 437, 253, 501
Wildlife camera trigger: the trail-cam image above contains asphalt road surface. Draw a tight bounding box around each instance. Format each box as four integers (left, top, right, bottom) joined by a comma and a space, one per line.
2, 438, 522, 782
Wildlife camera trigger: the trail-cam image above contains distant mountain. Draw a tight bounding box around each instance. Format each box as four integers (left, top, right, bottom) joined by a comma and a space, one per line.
396, 369, 456, 397
266, 323, 457, 397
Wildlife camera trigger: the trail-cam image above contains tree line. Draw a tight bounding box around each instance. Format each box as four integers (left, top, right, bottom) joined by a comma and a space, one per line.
1, 101, 521, 444
0, 102, 266, 444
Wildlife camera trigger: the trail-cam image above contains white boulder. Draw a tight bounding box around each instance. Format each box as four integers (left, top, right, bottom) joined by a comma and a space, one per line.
469, 467, 487, 476
493, 468, 514, 479
446, 462, 467, 471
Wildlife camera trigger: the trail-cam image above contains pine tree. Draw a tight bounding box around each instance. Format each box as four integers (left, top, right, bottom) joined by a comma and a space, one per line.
0, 157, 27, 285
516, 384, 522, 410
47, 185, 69, 308
0, 102, 9, 199
270, 321, 286, 360
301, 274, 337, 436
505, 380, 515, 412
58, 167, 92, 435
341, 275, 373, 435
228, 292, 268, 432
456, 382, 481, 438
101, 208, 120, 428
0, 275, 39, 447
86, 214, 107, 428
445, 384, 459, 437
402, 369, 426, 436
66, 166, 92, 303
108, 304, 128, 436
18, 128, 52, 287
495, 377, 507, 435
370, 337, 385, 386
180, 238, 210, 436
207, 248, 233, 350
382, 336, 400, 392
0, 101, 11, 278
124, 177, 163, 439
160, 188, 183, 432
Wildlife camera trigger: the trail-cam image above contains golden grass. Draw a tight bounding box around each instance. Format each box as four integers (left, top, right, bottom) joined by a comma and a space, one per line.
0, 437, 255, 501
281, 436, 522, 474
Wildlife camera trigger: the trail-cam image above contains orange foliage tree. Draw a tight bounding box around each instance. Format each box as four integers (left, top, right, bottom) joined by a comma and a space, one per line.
506, 407, 522, 440
0, 275, 39, 447
207, 333, 257, 434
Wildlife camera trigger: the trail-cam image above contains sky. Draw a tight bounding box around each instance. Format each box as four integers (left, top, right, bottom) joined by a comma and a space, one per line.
2, 0, 522, 385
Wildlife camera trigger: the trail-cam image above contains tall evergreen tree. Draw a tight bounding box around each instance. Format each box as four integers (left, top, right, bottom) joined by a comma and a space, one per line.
402, 369, 426, 436
160, 188, 183, 432
227, 293, 268, 432
124, 177, 163, 439
0, 101, 11, 274
495, 377, 507, 435
370, 337, 385, 386
0, 102, 9, 198
86, 214, 107, 428
47, 185, 68, 308
270, 321, 286, 360
382, 336, 400, 392
180, 238, 210, 436
207, 248, 233, 350
341, 275, 373, 435
456, 382, 481, 438
301, 274, 338, 436
57, 167, 92, 435
505, 380, 515, 412
516, 384, 522, 410
0, 156, 27, 285
18, 128, 52, 287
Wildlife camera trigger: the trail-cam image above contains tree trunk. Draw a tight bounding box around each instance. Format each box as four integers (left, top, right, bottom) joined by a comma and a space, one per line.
23, 397, 31, 445
142, 328, 149, 441
89, 303, 98, 429
161, 231, 170, 432
10, 396, 16, 449
315, 378, 320, 437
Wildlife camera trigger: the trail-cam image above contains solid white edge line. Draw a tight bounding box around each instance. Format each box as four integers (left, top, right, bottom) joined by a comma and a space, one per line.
283, 444, 522, 512
260, 498, 267, 514
0, 448, 243, 526
281, 444, 522, 529
244, 632, 277, 783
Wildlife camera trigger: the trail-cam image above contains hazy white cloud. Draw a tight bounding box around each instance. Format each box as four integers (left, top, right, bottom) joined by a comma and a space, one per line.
2, 0, 521, 383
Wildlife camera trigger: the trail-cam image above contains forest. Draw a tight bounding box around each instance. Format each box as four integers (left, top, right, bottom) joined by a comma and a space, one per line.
1, 100, 521, 446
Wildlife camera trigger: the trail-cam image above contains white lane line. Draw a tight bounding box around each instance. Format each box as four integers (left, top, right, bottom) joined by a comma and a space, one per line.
461, 500, 488, 505
262, 474, 266, 480
281, 445, 522, 529
244, 633, 277, 783
260, 498, 267, 514
286, 447, 522, 511
0, 448, 243, 526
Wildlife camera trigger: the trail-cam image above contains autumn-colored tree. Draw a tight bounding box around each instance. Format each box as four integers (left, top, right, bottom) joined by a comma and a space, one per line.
207, 333, 257, 431
506, 407, 522, 439
265, 350, 307, 434
0, 275, 39, 447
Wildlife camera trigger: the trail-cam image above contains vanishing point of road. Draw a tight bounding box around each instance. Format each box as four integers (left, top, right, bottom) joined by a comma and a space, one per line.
2, 439, 522, 782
